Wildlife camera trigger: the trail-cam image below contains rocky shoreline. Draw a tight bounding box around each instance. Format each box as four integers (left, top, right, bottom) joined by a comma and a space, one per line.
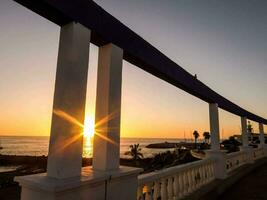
146, 142, 197, 149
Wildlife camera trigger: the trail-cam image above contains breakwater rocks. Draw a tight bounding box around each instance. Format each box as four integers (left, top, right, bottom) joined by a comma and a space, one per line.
146, 142, 197, 149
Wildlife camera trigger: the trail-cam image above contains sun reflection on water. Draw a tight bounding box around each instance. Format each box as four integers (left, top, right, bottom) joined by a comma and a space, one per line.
52, 109, 118, 158
83, 115, 95, 157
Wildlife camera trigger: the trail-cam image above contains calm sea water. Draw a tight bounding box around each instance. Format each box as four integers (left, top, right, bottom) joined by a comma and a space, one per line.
0, 136, 194, 158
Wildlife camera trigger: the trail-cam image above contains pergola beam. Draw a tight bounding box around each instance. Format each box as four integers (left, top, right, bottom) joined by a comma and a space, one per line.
13, 0, 267, 124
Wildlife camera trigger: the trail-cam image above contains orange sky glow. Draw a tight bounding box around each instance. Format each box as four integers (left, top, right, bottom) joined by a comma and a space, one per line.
0, 1, 266, 139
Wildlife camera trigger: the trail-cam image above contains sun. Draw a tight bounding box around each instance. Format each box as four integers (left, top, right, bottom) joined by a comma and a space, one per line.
83, 115, 95, 139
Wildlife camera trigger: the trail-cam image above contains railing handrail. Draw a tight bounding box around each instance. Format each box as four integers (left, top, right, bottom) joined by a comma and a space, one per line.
138, 158, 214, 185
226, 151, 245, 159
253, 147, 263, 152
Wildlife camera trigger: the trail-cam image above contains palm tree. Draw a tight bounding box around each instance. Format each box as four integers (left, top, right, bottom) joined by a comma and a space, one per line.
203, 131, 211, 144
193, 130, 200, 148
125, 143, 143, 161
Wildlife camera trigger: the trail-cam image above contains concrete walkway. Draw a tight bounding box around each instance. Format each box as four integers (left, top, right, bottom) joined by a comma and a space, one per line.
218, 163, 267, 200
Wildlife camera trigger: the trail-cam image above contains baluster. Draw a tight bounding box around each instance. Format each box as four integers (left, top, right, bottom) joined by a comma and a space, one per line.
204, 164, 208, 183
161, 178, 168, 200
153, 181, 160, 200
210, 163, 214, 181
173, 175, 179, 200
137, 185, 144, 200
199, 165, 205, 186
167, 177, 174, 200
187, 170, 192, 193
145, 183, 153, 200
183, 171, 189, 196
206, 164, 211, 182
245, 153, 248, 163
207, 163, 211, 180
190, 168, 196, 192
203, 164, 208, 183
197, 166, 201, 186
209, 162, 214, 181
238, 155, 242, 168
198, 166, 202, 187
243, 153, 246, 164
234, 157, 237, 169
190, 168, 196, 191
195, 167, 200, 188
178, 173, 184, 199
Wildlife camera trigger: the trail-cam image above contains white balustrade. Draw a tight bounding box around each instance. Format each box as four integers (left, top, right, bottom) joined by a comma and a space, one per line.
137, 159, 215, 200
252, 148, 265, 160
226, 151, 249, 173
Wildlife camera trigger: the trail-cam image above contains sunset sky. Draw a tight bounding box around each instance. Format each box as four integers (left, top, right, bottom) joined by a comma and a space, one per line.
0, 0, 266, 138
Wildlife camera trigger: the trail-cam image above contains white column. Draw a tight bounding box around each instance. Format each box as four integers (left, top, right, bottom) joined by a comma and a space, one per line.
47, 22, 91, 179
209, 103, 220, 150
93, 43, 123, 171
241, 117, 249, 147
16, 22, 110, 200
240, 116, 254, 163
91, 43, 141, 200
206, 103, 227, 179
259, 123, 265, 146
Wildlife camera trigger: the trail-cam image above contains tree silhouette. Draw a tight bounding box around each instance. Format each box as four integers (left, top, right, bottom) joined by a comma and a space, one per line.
203, 131, 211, 144
124, 143, 143, 161
193, 130, 200, 148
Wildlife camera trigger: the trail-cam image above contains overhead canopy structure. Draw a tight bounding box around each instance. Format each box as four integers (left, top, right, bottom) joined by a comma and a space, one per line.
14, 0, 267, 124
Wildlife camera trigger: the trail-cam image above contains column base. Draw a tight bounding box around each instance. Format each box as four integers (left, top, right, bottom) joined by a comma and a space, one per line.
205, 150, 227, 179
15, 166, 142, 200
262, 144, 267, 156
239, 146, 254, 163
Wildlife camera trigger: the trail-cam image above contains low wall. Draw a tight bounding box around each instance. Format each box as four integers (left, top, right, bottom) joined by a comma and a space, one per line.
183, 157, 267, 200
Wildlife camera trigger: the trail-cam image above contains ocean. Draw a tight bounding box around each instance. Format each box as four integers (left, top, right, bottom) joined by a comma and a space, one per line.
0, 136, 194, 158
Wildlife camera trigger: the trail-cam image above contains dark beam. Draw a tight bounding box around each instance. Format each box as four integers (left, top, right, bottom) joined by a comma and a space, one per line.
13, 0, 267, 124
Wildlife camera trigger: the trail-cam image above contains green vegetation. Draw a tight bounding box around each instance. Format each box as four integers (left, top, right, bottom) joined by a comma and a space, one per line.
221, 136, 241, 153
149, 149, 199, 172
203, 131, 211, 144
124, 143, 143, 161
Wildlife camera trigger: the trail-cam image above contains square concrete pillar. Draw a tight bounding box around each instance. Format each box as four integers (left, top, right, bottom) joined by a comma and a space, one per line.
207, 104, 227, 179
15, 22, 95, 200
91, 43, 142, 200
241, 116, 249, 147
240, 117, 254, 163
209, 103, 220, 151
46, 22, 91, 179
259, 123, 265, 147
205, 150, 227, 179
258, 123, 267, 157
239, 146, 254, 164
93, 43, 123, 171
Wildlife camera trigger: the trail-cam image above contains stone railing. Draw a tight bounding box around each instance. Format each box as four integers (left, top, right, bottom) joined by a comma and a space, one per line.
252, 147, 265, 160
137, 158, 215, 200
226, 151, 249, 173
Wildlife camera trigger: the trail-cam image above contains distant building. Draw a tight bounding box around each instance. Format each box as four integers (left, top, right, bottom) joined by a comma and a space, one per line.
232, 133, 267, 143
